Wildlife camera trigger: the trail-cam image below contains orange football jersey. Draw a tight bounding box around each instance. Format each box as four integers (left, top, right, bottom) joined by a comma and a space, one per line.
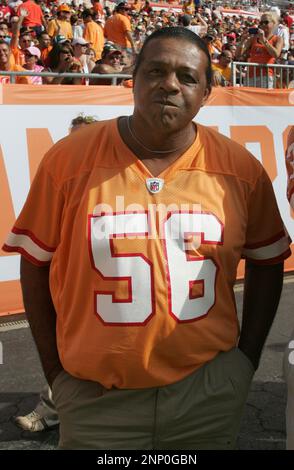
3, 119, 291, 389
286, 126, 294, 210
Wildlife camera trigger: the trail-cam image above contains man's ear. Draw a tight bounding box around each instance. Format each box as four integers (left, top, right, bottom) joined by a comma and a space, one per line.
201, 86, 211, 107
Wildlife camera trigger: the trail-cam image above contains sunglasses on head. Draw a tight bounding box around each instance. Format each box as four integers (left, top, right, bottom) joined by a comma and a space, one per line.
0, 35, 6, 39
260, 20, 270, 25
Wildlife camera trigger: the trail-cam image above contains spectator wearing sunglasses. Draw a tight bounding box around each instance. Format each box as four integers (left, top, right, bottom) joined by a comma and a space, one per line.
44, 43, 83, 84
89, 42, 134, 85
0, 31, 9, 44
0, 22, 10, 44
236, 12, 283, 88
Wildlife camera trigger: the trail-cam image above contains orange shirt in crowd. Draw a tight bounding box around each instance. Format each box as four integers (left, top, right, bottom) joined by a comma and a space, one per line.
11, 47, 25, 66
17, 1, 43, 27
214, 38, 223, 53
93, 2, 104, 16
3, 120, 290, 389
183, 0, 195, 15
47, 19, 73, 40
130, 0, 142, 12
83, 21, 104, 61
0, 64, 30, 83
40, 45, 53, 65
104, 13, 131, 49
8, 52, 16, 67
248, 35, 278, 76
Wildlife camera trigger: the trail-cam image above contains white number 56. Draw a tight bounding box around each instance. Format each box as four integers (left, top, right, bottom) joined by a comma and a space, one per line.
89, 212, 222, 325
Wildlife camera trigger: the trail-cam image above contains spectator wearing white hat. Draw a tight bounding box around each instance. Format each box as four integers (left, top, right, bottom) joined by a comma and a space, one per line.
23, 45, 44, 84
72, 37, 95, 79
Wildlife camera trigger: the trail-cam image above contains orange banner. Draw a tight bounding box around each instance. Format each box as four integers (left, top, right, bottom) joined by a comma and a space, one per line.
0, 85, 293, 315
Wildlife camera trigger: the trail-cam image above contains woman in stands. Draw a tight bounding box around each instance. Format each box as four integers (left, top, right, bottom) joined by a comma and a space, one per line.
236, 12, 283, 88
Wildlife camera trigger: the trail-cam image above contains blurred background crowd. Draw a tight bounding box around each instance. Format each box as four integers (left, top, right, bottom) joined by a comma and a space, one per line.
0, 0, 293, 86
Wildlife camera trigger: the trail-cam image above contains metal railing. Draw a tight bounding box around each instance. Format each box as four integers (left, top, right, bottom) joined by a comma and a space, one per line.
0, 70, 132, 85
231, 62, 294, 88
2, 65, 293, 89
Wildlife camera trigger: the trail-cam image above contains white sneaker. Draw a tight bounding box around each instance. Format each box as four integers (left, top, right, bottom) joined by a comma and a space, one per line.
14, 410, 51, 432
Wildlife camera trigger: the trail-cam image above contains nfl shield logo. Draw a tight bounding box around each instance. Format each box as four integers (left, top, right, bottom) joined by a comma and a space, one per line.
146, 178, 164, 194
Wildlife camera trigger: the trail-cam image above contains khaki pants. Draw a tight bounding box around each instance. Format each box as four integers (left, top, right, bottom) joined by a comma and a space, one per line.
35, 385, 59, 427
52, 347, 254, 450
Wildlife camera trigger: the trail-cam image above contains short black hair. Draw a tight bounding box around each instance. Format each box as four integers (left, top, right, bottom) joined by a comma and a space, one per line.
82, 8, 95, 19
116, 2, 128, 11
133, 27, 212, 91
181, 14, 192, 27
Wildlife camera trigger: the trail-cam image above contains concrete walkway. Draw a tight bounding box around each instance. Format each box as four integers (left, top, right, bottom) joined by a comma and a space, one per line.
0, 276, 293, 450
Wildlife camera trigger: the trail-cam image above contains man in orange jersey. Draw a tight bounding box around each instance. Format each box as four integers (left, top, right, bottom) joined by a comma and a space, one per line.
284, 126, 294, 449
3, 28, 291, 449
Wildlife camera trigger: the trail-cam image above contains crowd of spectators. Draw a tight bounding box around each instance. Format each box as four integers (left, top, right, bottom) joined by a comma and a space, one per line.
0, 0, 293, 87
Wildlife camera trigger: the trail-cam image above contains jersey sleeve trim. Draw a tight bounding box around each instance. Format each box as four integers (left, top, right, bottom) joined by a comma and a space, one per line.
10, 227, 56, 251
2, 229, 55, 265
244, 230, 286, 250
242, 233, 291, 264
243, 249, 292, 266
